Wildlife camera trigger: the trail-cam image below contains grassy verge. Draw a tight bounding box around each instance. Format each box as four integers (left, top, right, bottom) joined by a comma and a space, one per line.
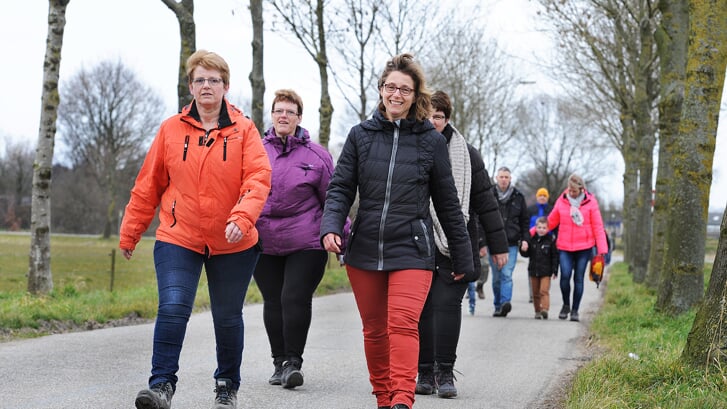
0, 233, 349, 340
567, 261, 727, 408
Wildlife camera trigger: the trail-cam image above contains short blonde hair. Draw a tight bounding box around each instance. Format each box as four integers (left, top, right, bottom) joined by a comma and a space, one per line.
568, 173, 586, 192
186, 50, 230, 86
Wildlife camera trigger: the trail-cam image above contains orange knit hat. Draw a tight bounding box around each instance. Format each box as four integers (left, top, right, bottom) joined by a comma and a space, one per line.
536, 187, 549, 199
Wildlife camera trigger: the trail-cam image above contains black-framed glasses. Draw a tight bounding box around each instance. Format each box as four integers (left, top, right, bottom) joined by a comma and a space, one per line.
192, 77, 224, 86
272, 109, 299, 117
431, 114, 446, 121
382, 83, 414, 96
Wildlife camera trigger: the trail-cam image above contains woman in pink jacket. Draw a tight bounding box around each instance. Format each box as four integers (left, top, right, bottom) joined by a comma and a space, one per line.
547, 174, 607, 322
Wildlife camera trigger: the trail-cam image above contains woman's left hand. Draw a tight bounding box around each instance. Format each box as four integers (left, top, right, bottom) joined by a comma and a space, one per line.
225, 222, 243, 243
451, 272, 465, 281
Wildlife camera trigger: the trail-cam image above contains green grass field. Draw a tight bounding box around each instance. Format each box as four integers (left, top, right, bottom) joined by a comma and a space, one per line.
0, 232, 349, 339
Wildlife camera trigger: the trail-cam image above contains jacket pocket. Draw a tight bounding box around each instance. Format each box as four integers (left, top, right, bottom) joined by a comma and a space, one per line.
412, 219, 432, 258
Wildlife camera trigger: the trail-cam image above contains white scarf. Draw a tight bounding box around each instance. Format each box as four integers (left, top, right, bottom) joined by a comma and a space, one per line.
430, 126, 471, 256
568, 192, 585, 226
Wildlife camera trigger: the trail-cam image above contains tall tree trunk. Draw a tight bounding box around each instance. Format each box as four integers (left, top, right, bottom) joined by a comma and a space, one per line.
249, 0, 266, 135
656, 0, 726, 315
621, 121, 638, 266
315, 0, 332, 148
28, 0, 70, 295
647, 0, 688, 289
162, 0, 195, 112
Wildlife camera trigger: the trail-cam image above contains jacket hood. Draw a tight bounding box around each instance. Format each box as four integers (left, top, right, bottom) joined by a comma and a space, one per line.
263, 125, 311, 148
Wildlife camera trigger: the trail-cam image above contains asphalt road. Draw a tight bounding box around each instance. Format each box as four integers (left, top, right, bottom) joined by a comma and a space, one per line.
0, 257, 602, 409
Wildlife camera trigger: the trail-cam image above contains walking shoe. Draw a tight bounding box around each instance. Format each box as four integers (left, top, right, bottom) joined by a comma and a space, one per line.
415, 364, 436, 395
392, 404, 410, 409
558, 305, 570, 320
541, 310, 549, 320
213, 378, 237, 409
135, 381, 174, 409
500, 302, 512, 317
468, 304, 475, 315
268, 357, 285, 385
476, 282, 485, 299
281, 357, 304, 389
570, 311, 580, 322
534, 312, 542, 319
492, 308, 502, 317
435, 363, 457, 398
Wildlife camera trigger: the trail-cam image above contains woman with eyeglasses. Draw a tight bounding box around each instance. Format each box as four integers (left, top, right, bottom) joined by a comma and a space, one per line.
253, 89, 347, 390
120, 50, 271, 409
321, 54, 473, 409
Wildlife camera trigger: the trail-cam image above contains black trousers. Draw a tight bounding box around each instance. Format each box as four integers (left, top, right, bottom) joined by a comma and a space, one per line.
418, 259, 468, 366
253, 250, 328, 361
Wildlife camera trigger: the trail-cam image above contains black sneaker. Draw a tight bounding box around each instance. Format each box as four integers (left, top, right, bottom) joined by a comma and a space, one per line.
541, 310, 549, 320
435, 363, 457, 398
492, 308, 502, 317
558, 305, 570, 320
476, 283, 485, 299
281, 357, 304, 389
268, 357, 284, 385
213, 378, 237, 409
500, 302, 512, 317
415, 364, 436, 395
392, 405, 410, 409
135, 381, 174, 409
570, 311, 580, 322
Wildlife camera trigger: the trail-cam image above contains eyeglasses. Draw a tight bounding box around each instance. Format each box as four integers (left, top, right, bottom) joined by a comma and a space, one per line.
272, 109, 299, 117
382, 83, 414, 96
192, 77, 224, 86
431, 114, 446, 121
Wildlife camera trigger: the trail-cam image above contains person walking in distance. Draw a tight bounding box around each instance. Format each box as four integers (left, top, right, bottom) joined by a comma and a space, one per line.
545, 174, 608, 322
416, 91, 508, 399
320, 54, 474, 409
119, 50, 271, 409
520, 217, 559, 319
254, 89, 347, 390
490, 167, 530, 317
526, 187, 554, 302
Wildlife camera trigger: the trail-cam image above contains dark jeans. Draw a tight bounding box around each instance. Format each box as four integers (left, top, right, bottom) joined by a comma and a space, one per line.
253, 250, 327, 361
559, 249, 591, 312
418, 263, 468, 366
149, 241, 259, 391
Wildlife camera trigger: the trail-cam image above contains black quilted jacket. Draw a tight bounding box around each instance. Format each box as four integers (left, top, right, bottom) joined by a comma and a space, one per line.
320, 110, 473, 275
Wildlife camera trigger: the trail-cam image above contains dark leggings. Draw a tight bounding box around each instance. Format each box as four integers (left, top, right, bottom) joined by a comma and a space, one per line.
418, 268, 468, 366
253, 250, 328, 361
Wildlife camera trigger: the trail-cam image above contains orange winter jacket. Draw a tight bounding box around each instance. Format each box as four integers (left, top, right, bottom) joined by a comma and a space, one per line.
119, 99, 272, 256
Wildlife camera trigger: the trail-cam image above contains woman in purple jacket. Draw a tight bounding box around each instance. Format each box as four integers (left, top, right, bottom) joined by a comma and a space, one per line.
254, 89, 338, 390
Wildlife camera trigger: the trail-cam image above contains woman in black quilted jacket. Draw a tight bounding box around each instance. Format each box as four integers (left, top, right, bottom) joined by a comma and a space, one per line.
320, 54, 473, 409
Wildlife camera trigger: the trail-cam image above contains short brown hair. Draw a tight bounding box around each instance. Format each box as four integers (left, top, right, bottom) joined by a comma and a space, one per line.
431, 91, 452, 119
186, 50, 230, 86
271, 89, 303, 115
377, 53, 432, 121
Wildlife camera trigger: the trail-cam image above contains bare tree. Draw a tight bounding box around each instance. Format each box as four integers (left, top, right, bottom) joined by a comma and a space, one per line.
57, 60, 166, 239
161, 0, 196, 112
0, 140, 34, 230
537, 0, 659, 281
249, 0, 266, 135
28, 0, 70, 295
657, 0, 726, 315
377, 0, 441, 57
268, 0, 334, 148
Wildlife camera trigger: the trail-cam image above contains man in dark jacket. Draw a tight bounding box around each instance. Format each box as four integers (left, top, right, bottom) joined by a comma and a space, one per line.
490, 167, 530, 317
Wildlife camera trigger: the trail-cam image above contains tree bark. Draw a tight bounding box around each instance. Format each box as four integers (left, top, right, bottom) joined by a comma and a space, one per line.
248, 0, 266, 136
657, 0, 726, 315
646, 0, 688, 288
161, 0, 195, 112
28, 0, 70, 295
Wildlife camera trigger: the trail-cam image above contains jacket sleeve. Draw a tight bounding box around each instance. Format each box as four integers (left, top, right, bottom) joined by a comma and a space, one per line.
551, 238, 560, 276
226, 121, 272, 235
119, 123, 171, 251
589, 194, 609, 254
320, 129, 358, 242
429, 135, 474, 275
517, 193, 530, 242
468, 145, 508, 255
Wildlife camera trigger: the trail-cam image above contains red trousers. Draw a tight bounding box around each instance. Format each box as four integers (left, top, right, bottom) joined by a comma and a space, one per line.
346, 265, 433, 409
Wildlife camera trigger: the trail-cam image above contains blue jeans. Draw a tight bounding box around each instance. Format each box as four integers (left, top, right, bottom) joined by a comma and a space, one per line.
149, 241, 260, 391
467, 282, 476, 311
490, 246, 519, 310
559, 249, 591, 312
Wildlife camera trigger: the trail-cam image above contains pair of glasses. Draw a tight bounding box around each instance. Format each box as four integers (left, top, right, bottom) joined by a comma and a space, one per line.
382, 83, 414, 96
431, 114, 446, 121
192, 77, 224, 86
272, 109, 299, 117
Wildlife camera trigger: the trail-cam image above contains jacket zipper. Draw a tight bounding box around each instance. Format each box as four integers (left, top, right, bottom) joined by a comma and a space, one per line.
183, 135, 189, 161
170, 200, 177, 227
419, 219, 432, 257
378, 124, 400, 270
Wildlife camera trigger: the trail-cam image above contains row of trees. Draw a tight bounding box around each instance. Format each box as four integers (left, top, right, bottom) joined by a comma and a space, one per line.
16, 0, 727, 371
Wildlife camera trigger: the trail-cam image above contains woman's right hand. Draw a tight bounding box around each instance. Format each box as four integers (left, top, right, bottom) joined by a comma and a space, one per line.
121, 249, 133, 260
322, 233, 342, 253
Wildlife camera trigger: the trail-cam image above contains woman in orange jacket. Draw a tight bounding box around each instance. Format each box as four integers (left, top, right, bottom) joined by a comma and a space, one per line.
119, 50, 271, 409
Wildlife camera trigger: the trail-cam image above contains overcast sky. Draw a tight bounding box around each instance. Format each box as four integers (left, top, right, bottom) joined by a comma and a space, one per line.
0, 0, 724, 210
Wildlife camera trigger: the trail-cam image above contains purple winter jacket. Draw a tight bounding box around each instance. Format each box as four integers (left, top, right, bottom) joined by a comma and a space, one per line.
256, 126, 337, 256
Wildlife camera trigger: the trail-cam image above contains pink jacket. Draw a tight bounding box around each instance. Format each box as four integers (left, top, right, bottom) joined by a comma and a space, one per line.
547, 189, 608, 254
